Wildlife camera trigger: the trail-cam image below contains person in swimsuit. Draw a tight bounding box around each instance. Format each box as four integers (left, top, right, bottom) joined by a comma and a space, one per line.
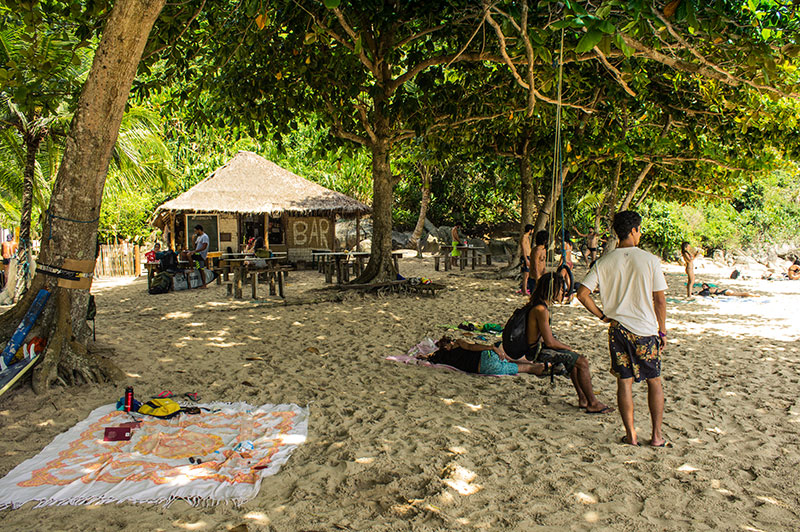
681, 242, 701, 298
451, 223, 463, 267
696, 283, 757, 298
573, 227, 598, 264
422, 337, 547, 376
525, 272, 613, 414
530, 230, 548, 292
519, 224, 535, 295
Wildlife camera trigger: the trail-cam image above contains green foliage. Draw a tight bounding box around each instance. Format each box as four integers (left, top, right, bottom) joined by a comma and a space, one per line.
99, 188, 167, 244
638, 201, 690, 259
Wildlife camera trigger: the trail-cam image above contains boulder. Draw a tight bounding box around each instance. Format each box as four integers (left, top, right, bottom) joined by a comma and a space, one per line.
392, 231, 413, 250
357, 239, 371, 252
335, 218, 373, 250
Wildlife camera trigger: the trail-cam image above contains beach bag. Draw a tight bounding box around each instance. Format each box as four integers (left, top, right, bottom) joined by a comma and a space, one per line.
502, 304, 535, 360
149, 272, 172, 294
137, 398, 181, 419
172, 272, 189, 291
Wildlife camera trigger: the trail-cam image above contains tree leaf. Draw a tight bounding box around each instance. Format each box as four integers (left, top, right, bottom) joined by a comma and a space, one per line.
323, 0, 341, 8
575, 30, 603, 53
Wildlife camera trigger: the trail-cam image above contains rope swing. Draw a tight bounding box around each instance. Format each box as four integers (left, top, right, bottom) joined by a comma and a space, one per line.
551, 27, 574, 298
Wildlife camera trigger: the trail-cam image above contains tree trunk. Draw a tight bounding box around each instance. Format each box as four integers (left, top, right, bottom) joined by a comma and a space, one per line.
355, 133, 397, 283
502, 141, 535, 271
634, 179, 657, 208
19, 133, 40, 247
0, 0, 166, 393
534, 165, 567, 233
408, 169, 431, 258
603, 158, 623, 253
619, 161, 654, 212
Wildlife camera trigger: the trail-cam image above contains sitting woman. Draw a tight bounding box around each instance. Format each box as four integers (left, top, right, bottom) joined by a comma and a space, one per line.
424, 337, 546, 376
696, 283, 757, 298
526, 272, 613, 414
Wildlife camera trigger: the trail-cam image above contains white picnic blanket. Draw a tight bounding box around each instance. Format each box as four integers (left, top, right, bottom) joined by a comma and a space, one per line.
0, 402, 309, 508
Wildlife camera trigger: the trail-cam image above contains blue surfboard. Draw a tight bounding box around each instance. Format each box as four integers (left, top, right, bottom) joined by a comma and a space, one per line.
0, 289, 50, 370
0, 352, 41, 398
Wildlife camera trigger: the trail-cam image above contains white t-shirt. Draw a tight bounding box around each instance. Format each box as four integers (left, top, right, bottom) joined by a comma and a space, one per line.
580, 246, 667, 336
194, 233, 210, 259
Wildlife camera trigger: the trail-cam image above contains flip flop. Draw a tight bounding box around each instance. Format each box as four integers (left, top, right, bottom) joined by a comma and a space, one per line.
153, 391, 174, 398
620, 436, 641, 446
586, 406, 615, 414
650, 440, 673, 448
184, 392, 200, 402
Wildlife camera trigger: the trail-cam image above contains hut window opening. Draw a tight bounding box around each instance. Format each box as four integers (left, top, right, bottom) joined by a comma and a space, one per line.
268, 216, 284, 245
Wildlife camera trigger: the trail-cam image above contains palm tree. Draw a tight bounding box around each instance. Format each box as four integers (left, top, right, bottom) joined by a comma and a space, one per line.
0, 22, 174, 300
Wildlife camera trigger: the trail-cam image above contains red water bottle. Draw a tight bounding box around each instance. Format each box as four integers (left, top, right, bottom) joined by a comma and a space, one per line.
124, 386, 134, 412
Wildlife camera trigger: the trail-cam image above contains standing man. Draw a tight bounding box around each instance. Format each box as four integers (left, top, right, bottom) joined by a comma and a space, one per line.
531, 230, 548, 290
519, 224, 534, 295
576, 211, 668, 447
450, 223, 463, 267
2, 234, 18, 288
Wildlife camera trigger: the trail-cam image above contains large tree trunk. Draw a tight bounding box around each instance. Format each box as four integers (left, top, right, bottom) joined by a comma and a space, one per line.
0, 0, 166, 393
408, 169, 431, 258
501, 141, 535, 273
355, 131, 397, 283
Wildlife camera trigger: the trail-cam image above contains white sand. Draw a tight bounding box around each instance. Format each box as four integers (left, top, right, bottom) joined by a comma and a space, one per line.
1, 253, 799, 530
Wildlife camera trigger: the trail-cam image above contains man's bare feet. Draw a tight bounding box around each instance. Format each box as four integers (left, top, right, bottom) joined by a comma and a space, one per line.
585, 404, 614, 414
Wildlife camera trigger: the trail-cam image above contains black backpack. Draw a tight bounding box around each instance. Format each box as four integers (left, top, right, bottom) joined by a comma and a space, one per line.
159, 250, 179, 273
502, 304, 536, 360
149, 272, 172, 294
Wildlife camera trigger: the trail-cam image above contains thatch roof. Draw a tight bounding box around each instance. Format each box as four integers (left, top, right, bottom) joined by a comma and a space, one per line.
153, 151, 370, 226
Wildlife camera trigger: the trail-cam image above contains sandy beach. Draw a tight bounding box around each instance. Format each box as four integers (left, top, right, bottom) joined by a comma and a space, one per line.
1, 253, 799, 531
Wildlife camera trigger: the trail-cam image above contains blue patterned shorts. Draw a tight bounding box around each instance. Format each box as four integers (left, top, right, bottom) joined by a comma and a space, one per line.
479, 350, 519, 375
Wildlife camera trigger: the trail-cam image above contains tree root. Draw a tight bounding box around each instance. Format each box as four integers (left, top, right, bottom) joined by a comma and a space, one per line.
32, 289, 123, 393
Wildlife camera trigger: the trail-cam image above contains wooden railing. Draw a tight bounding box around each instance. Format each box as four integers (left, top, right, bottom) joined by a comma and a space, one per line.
94, 243, 142, 278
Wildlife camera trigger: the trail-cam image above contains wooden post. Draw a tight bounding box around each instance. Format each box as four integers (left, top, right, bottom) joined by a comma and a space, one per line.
169, 213, 175, 251
264, 213, 270, 250
134, 244, 141, 277
355, 214, 361, 252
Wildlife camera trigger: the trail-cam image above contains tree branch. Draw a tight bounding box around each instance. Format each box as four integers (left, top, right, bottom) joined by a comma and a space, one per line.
483, 3, 529, 91
143, 0, 206, 61
619, 33, 798, 99
332, 7, 376, 74
593, 45, 636, 97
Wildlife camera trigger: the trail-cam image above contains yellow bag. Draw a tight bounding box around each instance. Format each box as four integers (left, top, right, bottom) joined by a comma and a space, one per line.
137, 398, 181, 419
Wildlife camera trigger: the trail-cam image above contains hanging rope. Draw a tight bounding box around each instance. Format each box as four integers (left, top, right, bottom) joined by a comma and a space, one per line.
45, 208, 100, 241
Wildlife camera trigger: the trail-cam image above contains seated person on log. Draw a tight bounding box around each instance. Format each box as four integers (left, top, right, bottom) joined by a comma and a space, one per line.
422, 337, 548, 376
180, 224, 209, 267
526, 272, 614, 414
696, 283, 757, 298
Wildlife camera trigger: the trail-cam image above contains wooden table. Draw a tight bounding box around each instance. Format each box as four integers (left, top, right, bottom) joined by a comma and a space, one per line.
144, 262, 160, 290
226, 257, 288, 299
438, 245, 486, 270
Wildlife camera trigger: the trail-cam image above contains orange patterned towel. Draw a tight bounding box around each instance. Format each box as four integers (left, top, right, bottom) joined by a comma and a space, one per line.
0, 402, 309, 508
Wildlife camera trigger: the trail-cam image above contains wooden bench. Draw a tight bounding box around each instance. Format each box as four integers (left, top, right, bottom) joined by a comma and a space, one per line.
434, 254, 452, 271
249, 268, 286, 299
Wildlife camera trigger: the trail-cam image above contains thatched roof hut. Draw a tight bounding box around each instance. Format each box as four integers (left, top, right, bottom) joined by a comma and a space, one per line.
153, 150, 370, 221
152, 151, 370, 255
